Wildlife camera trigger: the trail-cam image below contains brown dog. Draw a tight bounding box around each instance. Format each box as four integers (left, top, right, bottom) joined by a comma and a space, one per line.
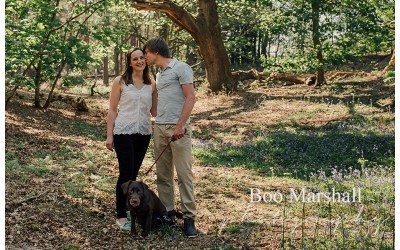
121, 180, 168, 237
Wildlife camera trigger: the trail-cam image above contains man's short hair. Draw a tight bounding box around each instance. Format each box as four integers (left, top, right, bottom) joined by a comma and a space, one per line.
143, 37, 170, 58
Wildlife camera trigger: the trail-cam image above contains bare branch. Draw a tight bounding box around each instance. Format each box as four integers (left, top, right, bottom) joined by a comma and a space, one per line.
49, 0, 107, 33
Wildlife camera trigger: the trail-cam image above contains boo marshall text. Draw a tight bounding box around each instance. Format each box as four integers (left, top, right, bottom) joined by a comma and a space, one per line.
249, 188, 362, 203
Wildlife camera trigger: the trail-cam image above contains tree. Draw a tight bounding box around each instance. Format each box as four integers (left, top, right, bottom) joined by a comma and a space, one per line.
218, 0, 274, 69
256, 0, 394, 86
5, 0, 106, 108
128, 0, 232, 93
311, 0, 325, 86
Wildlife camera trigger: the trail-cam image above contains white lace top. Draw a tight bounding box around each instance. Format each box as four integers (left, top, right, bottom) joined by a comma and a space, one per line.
113, 83, 152, 135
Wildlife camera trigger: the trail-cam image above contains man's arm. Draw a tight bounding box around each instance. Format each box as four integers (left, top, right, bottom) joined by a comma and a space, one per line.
173, 83, 196, 140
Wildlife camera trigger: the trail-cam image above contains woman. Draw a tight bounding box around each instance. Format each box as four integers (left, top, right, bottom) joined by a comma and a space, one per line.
106, 48, 157, 230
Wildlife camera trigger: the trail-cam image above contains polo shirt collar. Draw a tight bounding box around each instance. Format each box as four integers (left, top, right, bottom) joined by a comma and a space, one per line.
159, 58, 177, 72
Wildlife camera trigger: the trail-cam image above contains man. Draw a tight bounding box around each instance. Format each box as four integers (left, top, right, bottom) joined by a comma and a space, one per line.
143, 38, 197, 237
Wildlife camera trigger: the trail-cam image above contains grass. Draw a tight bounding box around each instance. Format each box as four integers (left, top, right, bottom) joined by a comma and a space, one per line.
5, 154, 51, 176
64, 171, 88, 198
194, 126, 394, 178
5, 74, 394, 249
191, 78, 394, 249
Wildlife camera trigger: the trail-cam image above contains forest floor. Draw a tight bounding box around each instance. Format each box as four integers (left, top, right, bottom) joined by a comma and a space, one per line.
5, 62, 395, 249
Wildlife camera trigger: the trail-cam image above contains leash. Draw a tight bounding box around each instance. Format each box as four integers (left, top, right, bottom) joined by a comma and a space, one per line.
143, 129, 187, 176
143, 137, 174, 175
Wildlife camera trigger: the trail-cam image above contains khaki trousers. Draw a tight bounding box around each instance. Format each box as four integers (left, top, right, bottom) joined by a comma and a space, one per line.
154, 124, 196, 219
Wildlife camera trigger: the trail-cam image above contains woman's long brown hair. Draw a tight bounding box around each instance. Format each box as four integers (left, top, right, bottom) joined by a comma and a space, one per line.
120, 48, 151, 86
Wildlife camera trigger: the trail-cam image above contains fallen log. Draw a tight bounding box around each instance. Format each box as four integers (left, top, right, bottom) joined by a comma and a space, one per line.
85, 74, 116, 79
231, 67, 378, 88
232, 69, 318, 86
51, 94, 89, 112
232, 69, 267, 82
267, 72, 315, 85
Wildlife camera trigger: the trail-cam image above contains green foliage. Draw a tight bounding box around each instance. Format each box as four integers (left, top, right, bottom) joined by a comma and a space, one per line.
62, 75, 85, 87
65, 172, 87, 198
63, 243, 81, 250
217, 0, 394, 72
219, 0, 275, 67
223, 221, 257, 235
385, 70, 394, 78
6, 0, 105, 106
5, 0, 395, 97
5, 74, 35, 89
64, 37, 94, 70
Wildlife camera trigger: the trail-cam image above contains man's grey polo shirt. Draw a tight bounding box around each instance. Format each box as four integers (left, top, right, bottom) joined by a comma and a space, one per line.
155, 58, 193, 125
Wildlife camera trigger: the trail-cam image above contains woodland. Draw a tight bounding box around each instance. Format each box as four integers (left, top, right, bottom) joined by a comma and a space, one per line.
5, 0, 395, 249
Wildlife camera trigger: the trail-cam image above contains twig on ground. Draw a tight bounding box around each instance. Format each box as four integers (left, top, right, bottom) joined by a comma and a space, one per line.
7, 191, 48, 212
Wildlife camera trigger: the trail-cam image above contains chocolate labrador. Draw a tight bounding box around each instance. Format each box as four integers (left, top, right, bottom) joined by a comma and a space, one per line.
121, 180, 169, 237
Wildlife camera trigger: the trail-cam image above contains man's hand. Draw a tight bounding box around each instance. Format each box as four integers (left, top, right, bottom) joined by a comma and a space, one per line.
172, 126, 187, 141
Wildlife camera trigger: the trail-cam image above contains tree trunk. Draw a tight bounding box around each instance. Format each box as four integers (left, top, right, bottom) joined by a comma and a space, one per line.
159, 22, 170, 43
129, 0, 232, 93
5, 0, 104, 109
103, 55, 109, 86
34, 58, 43, 108
383, 49, 395, 73
252, 34, 257, 65
120, 52, 124, 75
114, 47, 120, 76
11, 0, 61, 109
196, 31, 233, 92
185, 44, 197, 66
43, 60, 66, 109
275, 34, 280, 60
311, 0, 326, 86
257, 31, 261, 67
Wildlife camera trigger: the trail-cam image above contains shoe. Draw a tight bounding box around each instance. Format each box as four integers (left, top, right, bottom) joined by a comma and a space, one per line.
127, 211, 131, 222
115, 219, 131, 231
184, 218, 197, 237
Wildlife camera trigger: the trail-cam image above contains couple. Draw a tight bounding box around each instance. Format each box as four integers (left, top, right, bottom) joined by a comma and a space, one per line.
105, 38, 197, 237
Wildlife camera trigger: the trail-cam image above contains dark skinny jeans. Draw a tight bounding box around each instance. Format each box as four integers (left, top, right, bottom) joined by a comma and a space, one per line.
114, 133, 151, 218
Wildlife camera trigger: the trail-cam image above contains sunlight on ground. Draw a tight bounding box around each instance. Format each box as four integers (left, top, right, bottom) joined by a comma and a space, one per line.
5, 75, 394, 249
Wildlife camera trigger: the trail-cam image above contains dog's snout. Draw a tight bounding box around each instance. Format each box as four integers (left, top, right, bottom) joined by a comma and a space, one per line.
130, 200, 140, 207
129, 196, 141, 207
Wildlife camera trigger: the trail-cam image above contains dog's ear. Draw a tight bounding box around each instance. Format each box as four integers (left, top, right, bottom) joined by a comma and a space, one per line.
121, 180, 133, 195
140, 181, 149, 191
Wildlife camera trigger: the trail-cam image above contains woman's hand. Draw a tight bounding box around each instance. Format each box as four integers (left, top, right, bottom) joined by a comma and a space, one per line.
106, 136, 114, 151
